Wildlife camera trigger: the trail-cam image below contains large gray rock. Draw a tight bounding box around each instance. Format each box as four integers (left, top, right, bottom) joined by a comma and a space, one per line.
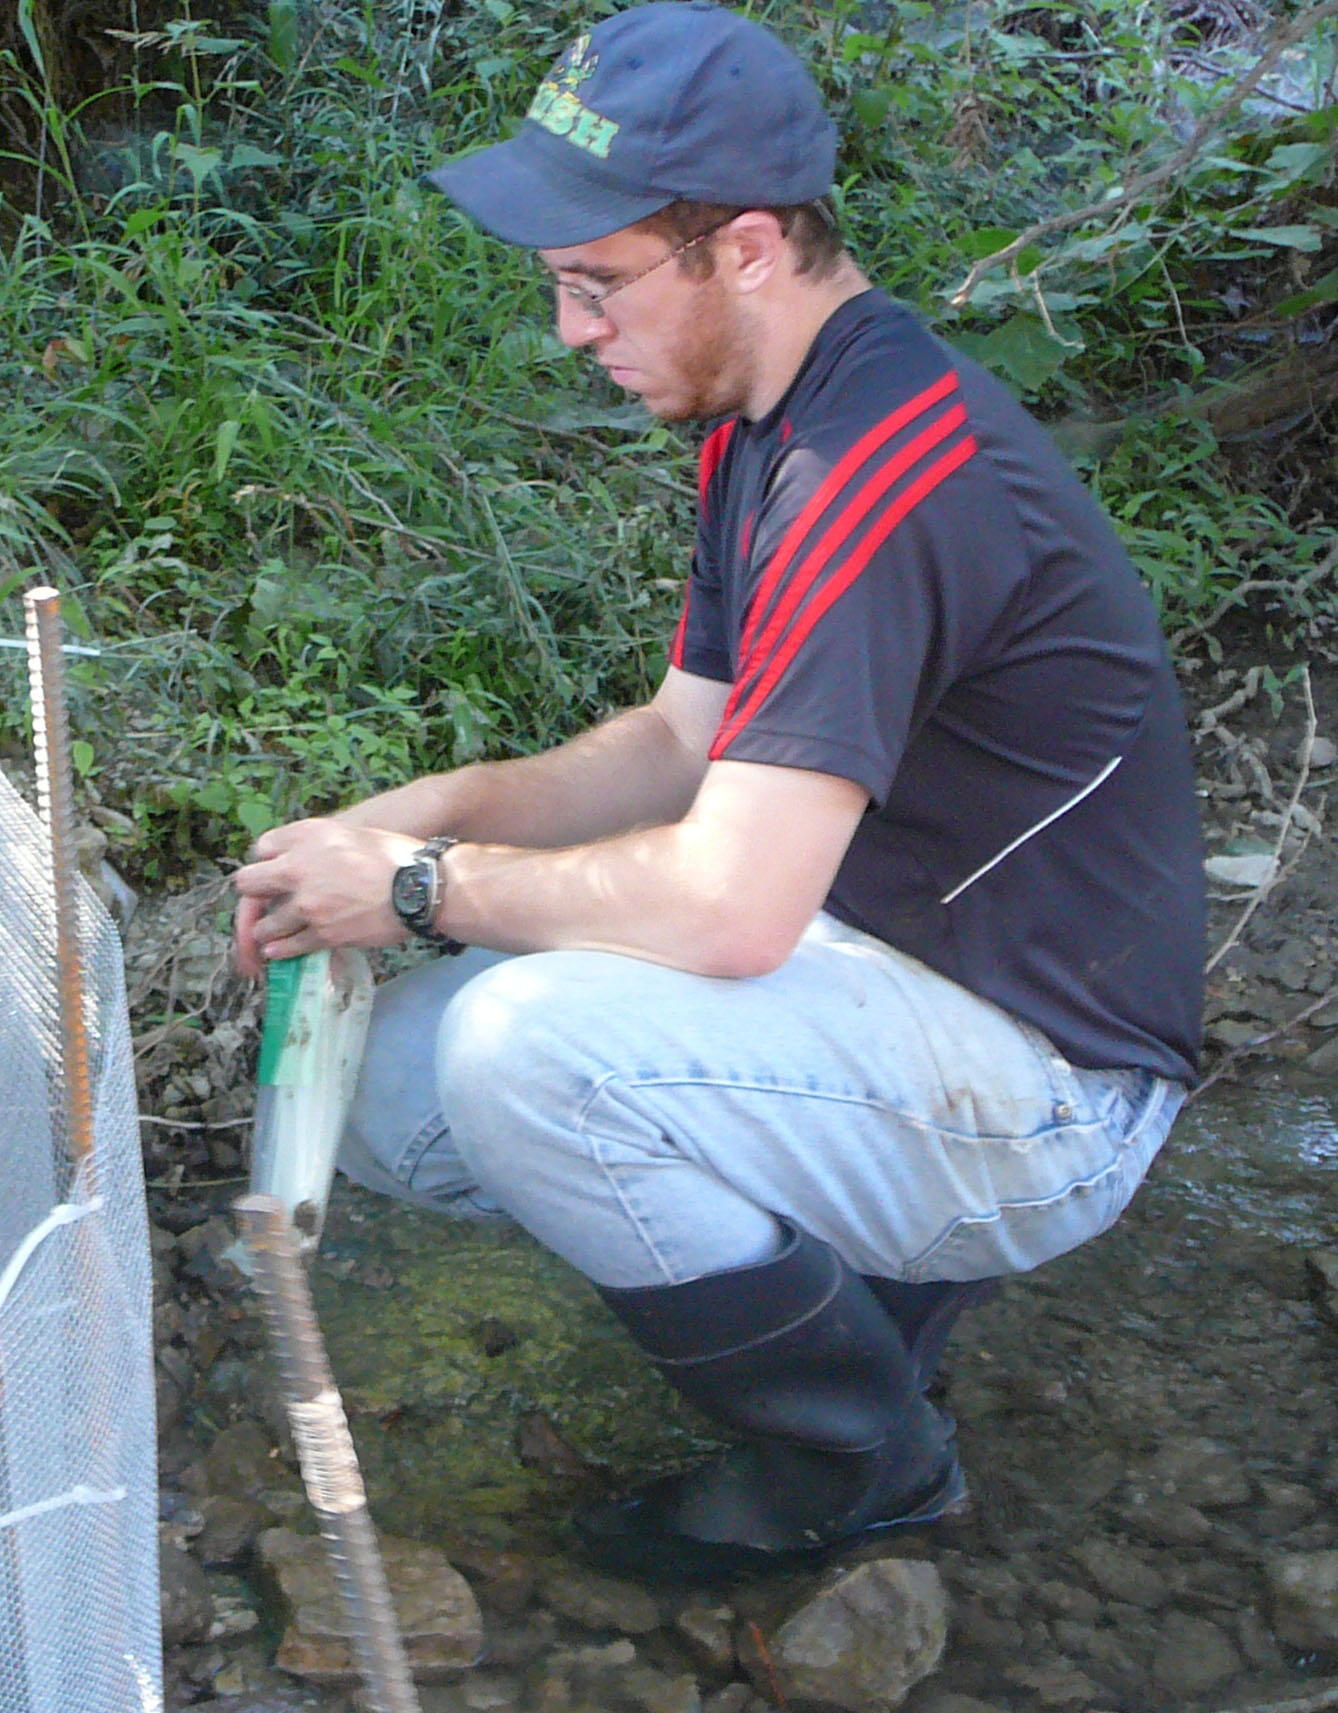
535, 1563, 663, 1634
674, 1602, 737, 1676
738, 1557, 947, 1712
1150, 1610, 1242, 1698
160, 1539, 215, 1647
259, 1526, 484, 1684
1137, 1436, 1251, 1509
1069, 1538, 1170, 1609
1267, 1550, 1338, 1649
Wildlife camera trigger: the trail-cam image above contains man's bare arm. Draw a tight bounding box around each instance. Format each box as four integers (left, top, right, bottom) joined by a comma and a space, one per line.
237, 757, 870, 979
336, 666, 728, 847
233, 668, 729, 975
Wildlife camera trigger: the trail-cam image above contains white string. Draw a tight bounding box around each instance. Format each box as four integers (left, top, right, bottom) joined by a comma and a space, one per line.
939, 755, 1124, 905
0, 1484, 127, 1532
0, 1198, 101, 1314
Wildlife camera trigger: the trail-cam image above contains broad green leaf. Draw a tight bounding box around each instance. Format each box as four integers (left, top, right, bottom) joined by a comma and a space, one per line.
238, 798, 279, 837
71, 740, 94, 777
1262, 143, 1332, 184
124, 206, 165, 236
194, 780, 233, 813
268, 0, 299, 72
214, 420, 241, 484
172, 142, 224, 189
842, 32, 887, 62
1232, 225, 1322, 252
229, 144, 282, 170
957, 226, 1018, 261
1272, 267, 1338, 319
852, 87, 893, 128
958, 313, 1070, 393
1060, 222, 1152, 264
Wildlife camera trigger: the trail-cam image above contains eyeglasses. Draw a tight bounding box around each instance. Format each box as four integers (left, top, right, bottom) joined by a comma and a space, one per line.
552, 218, 734, 321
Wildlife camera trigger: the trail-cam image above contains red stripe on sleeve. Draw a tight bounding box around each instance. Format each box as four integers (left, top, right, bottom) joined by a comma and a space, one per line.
721, 403, 967, 733
698, 420, 737, 512
711, 435, 978, 757
733, 370, 959, 670
669, 588, 691, 669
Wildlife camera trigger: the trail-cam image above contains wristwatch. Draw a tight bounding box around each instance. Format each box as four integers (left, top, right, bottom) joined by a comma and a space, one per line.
390, 835, 465, 954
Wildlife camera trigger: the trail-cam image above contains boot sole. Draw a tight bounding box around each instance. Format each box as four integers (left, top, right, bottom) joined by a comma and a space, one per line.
572, 1456, 969, 1587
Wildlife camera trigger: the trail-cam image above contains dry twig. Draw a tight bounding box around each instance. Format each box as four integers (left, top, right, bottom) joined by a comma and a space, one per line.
1190, 986, 1333, 1101
1171, 542, 1338, 656
950, 0, 1338, 307
1205, 665, 1316, 974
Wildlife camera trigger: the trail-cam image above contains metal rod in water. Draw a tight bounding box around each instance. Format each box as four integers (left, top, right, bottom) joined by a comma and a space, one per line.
233, 1193, 422, 1713
24, 586, 95, 1171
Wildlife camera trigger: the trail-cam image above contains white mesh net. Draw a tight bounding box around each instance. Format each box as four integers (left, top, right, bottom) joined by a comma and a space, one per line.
0, 768, 161, 1713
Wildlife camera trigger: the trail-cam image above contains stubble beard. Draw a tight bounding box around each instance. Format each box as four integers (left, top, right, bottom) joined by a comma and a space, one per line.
650, 278, 755, 424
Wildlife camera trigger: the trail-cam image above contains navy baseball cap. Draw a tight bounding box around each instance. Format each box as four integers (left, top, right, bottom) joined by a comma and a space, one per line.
426, 1, 838, 248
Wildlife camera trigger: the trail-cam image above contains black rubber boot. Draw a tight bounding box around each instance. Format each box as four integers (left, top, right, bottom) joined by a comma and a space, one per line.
575, 1224, 965, 1582
861, 1276, 1000, 1392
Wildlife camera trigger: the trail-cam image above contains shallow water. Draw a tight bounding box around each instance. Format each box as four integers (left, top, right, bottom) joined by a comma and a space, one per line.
300, 1071, 1338, 1710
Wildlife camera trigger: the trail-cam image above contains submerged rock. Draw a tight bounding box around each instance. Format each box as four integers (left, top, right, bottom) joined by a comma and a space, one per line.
1305, 1250, 1338, 1329
1267, 1550, 1338, 1649
259, 1526, 484, 1684
1150, 1610, 1242, 1697
535, 1563, 663, 1635
738, 1556, 948, 1712
1138, 1435, 1252, 1510
160, 1540, 216, 1647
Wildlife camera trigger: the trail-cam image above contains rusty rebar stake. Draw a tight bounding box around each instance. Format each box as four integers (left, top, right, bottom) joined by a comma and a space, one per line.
24, 586, 95, 1172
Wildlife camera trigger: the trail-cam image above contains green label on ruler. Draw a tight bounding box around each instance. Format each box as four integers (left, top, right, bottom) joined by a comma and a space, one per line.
256, 953, 326, 1085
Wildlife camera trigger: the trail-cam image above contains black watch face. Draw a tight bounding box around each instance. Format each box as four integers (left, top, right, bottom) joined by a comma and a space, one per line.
392, 861, 432, 923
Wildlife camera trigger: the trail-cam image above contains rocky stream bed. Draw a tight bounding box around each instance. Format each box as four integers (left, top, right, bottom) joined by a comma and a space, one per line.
117, 660, 1338, 1713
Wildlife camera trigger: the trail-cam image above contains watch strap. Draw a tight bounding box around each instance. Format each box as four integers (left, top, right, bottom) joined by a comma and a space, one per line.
403, 835, 466, 955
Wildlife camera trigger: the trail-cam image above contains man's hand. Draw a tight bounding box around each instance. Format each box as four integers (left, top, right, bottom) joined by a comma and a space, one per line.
233, 818, 422, 978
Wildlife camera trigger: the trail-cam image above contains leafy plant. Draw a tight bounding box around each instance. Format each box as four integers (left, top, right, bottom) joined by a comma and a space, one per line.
0, 0, 1333, 879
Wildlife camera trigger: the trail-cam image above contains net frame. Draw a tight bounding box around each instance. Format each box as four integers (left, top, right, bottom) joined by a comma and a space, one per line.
0, 594, 161, 1713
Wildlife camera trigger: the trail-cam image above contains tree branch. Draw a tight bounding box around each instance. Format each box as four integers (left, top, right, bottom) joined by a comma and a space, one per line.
950, 0, 1338, 308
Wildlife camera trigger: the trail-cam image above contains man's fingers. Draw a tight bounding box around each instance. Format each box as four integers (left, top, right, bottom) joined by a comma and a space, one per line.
234, 894, 269, 981
253, 926, 323, 963
245, 816, 326, 863
235, 894, 307, 978
233, 852, 291, 896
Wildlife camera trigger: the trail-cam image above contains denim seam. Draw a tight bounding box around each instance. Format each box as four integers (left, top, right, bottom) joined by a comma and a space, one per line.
397, 1112, 456, 1189
602, 1071, 1109, 1148
902, 1153, 1129, 1271
574, 1071, 680, 1282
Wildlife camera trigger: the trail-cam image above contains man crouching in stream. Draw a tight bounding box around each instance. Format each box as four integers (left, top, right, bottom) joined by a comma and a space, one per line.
234, 1, 1204, 1582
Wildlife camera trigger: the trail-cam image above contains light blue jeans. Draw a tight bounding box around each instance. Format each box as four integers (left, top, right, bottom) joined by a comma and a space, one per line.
339, 913, 1185, 1289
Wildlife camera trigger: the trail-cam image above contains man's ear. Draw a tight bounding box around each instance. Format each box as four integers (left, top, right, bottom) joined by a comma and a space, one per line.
720, 210, 787, 293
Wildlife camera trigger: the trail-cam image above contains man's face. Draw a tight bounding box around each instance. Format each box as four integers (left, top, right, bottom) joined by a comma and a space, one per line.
539, 224, 754, 422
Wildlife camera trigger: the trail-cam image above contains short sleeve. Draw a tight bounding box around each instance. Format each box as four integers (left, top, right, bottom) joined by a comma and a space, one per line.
707, 370, 1032, 803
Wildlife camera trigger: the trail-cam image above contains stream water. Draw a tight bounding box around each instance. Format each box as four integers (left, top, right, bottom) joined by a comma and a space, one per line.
240, 1071, 1338, 1711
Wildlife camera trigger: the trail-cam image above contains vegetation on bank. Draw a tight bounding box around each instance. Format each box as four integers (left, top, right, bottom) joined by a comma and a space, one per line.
0, 0, 1334, 877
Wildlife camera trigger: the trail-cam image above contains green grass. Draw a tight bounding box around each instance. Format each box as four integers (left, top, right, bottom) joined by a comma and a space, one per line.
0, 0, 1333, 876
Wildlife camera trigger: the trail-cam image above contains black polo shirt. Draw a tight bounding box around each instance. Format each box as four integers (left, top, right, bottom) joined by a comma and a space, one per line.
671, 289, 1203, 1083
